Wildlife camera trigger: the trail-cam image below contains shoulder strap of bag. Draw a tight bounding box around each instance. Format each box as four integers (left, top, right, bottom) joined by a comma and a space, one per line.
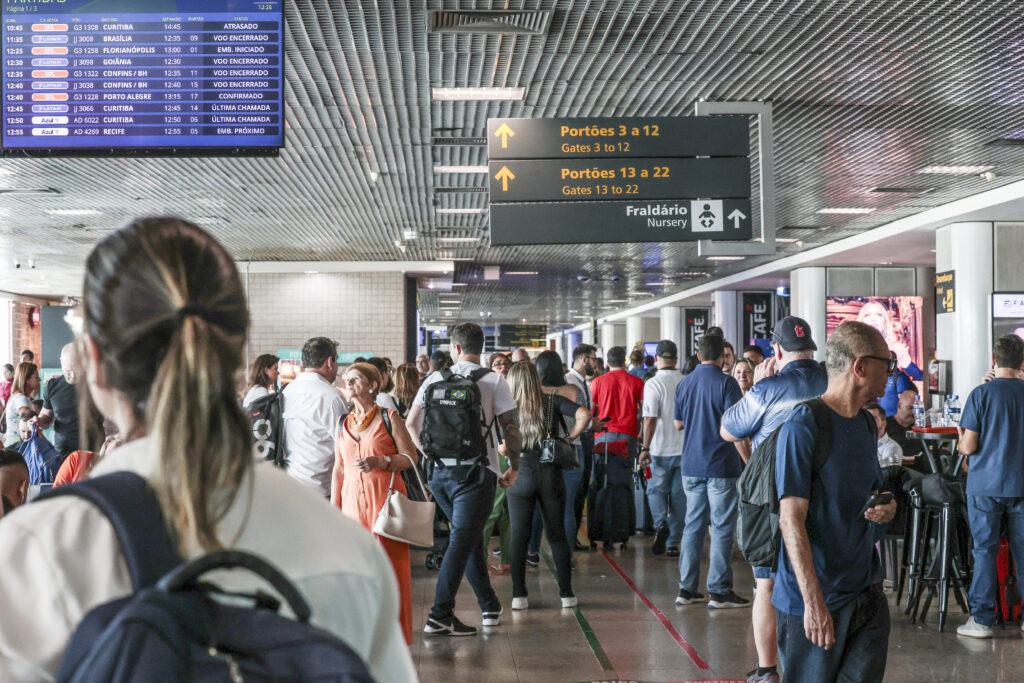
802, 397, 833, 476
37, 471, 183, 591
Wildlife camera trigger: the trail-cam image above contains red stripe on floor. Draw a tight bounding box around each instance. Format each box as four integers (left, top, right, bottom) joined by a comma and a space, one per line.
602, 550, 711, 671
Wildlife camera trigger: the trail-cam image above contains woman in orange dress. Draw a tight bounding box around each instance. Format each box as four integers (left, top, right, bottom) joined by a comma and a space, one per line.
332, 362, 418, 644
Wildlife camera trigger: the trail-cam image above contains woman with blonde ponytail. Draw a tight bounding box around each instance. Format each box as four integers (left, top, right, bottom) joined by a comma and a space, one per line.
0, 217, 415, 682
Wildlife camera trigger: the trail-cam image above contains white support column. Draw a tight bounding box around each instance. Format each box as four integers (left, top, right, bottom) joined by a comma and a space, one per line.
711, 290, 740, 347
626, 315, 644, 354
600, 322, 625, 351
936, 222, 994, 401
582, 327, 594, 345
915, 266, 937, 403
790, 267, 827, 361
659, 306, 682, 347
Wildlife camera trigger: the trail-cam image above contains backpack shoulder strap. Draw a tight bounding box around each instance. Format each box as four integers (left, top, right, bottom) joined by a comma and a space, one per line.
37, 471, 183, 591
439, 367, 454, 381
380, 408, 399, 451
860, 408, 878, 441
468, 367, 492, 383
802, 398, 833, 476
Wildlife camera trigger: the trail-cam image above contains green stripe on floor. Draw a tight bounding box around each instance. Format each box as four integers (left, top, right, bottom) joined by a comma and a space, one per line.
540, 549, 615, 671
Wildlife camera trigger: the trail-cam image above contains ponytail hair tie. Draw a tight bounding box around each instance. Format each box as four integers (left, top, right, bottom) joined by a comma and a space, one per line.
176, 303, 211, 325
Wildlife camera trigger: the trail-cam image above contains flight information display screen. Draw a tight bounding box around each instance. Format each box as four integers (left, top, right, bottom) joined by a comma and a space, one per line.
1, 0, 283, 154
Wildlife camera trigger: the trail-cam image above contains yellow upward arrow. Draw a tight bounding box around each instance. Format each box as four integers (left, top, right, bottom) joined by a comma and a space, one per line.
494, 122, 515, 149
494, 165, 516, 192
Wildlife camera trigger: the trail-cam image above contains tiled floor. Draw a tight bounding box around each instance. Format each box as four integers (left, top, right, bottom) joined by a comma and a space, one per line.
410, 536, 1024, 682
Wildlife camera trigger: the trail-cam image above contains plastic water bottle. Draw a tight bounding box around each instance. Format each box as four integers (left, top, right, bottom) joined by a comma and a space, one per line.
913, 395, 926, 428
949, 395, 961, 426
942, 395, 952, 427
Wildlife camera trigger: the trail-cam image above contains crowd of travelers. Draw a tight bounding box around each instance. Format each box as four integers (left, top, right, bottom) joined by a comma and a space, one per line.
0, 217, 1020, 683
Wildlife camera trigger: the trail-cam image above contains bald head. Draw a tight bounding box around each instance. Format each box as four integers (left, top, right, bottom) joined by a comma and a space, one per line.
825, 321, 888, 379
60, 343, 78, 384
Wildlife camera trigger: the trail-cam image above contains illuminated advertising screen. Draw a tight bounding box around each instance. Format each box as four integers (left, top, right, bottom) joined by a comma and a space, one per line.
825, 296, 924, 380
1, 0, 283, 154
992, 293, 1024, 342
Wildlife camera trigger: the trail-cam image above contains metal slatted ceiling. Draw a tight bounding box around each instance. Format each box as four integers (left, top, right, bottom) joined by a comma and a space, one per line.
0, 0, 1021, 328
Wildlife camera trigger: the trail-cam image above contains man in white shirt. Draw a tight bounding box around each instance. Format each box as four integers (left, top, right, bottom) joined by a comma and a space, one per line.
282, 337, 348, 497
407, 322, 522, 637
565, 343, 598, 548
639, 340, 686, 557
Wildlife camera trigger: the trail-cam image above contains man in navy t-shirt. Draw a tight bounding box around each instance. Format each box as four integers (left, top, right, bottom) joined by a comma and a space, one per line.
673, 334, 747, 609
774, 321, 896, 682
955, 334, 1024, 639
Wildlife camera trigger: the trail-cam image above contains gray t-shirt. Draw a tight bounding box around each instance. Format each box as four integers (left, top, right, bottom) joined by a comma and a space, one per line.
4, 394, 30, 448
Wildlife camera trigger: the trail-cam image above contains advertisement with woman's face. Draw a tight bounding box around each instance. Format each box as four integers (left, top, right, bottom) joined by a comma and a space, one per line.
826, 296, 924, 380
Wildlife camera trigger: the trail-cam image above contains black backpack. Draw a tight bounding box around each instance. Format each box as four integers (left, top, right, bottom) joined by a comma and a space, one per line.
247, 388, 285, 468
419, 367, 494, 480
39, 472, 374, 682
737, 398, 876, 570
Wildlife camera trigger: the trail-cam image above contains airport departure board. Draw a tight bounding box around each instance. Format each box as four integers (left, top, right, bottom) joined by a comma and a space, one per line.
1, 0, 283, 154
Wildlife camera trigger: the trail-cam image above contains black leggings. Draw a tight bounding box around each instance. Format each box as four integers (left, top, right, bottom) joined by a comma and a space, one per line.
507, 453, 573, 598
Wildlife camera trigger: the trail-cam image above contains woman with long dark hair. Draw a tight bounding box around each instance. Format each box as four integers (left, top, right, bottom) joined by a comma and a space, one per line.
0, 217, 414, 681
505, 357, 590, 610
243, 353, 279, 408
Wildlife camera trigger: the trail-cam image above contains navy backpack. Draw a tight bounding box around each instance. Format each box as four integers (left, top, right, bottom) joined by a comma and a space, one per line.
39, 472, 374, 682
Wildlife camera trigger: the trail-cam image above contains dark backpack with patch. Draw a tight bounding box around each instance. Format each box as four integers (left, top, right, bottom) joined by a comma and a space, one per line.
39, 472, 374, 682
247, 388, 286, 468
419, 367, 493, 479
738, 398, 876, 570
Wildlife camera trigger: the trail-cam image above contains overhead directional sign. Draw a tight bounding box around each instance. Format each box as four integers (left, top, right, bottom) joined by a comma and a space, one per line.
487, 116, 749, 159
490, 199, 752, 245
488, 158, 750, 202
487, 115, 753, 246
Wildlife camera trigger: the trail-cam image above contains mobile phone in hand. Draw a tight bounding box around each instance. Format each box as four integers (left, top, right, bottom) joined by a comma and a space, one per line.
859, 491, 894, 517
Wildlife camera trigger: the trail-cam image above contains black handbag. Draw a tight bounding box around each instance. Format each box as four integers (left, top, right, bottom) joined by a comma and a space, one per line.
539, 392, 579, 469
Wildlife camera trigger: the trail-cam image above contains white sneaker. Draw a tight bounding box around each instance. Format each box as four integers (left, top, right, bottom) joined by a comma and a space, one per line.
956, 617, 994, 639
511, 597, 528, 610
561, 596, 578, 608
481, 607, 502, 627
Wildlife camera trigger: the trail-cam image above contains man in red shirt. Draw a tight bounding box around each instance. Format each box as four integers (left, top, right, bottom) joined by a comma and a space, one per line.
590, 346, 645, 486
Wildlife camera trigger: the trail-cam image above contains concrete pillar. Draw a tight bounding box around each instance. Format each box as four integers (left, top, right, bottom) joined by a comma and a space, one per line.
582, 326, 595, 345
790, 267, 827, 362
659, 306, 682, 348
915, 266, 936, 403
626, 315, 644, 355
600, 322, 625, 350
711, 290, 740, 348
936, 222, 994, 401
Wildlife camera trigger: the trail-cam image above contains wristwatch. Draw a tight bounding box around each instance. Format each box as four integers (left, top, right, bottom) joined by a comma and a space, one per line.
639, 447, 650, 453
382, 455, 392, 467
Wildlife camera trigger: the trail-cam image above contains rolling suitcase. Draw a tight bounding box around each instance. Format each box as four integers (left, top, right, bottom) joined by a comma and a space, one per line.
587, 439, 635, 548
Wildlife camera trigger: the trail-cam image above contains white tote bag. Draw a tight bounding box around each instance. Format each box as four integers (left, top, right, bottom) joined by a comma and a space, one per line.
373, 452, 435, 548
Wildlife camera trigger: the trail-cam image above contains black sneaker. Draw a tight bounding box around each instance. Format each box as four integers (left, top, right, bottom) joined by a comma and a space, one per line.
674, 589, 705, 605
423, 615, 478, 636
481, 607, 502, 627
708, 591, 751, 609
652, 521, 669, 556
666, 546, 680, 557
525, 553, 540, 567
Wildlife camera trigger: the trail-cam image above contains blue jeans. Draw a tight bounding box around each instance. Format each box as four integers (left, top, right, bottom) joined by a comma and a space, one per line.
429, 466, 501, 621
648, 456, 684, 548
527, 446, 587, 554
777, 584, 889, 682
966, 495, 1024, 626
679, 476, 738, 594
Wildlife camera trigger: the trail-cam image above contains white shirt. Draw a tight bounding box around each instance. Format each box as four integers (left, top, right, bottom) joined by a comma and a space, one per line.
413, 360, 517, 475
282, 372, 349, 497
242, 385, 269, 409
375, 393, 400, 413
4, 393, 30, 448
642, 368, 686, 457
0, 437, 415, 683
877, 432, 904, 468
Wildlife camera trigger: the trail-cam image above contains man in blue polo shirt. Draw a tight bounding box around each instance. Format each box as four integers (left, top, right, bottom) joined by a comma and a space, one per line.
673, 333, 748, 609
721, 316, 827, 683
774, 321, 896, 682
955, 334, 1024, 638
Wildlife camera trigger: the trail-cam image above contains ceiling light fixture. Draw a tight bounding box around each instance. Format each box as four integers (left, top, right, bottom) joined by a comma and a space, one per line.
776, 238, 800, 243
504, 271, 538, 275
436, 237, 480, 243
606, 299, 628, 303
402, 229, 419, 240
433, 165, 488, 174
647, 281, 673, 286
435, 208, 486, 215
451, 283, 467, 287
917, 165, 994, 175
303, 270, 319, 274
431, 86, 525, 101
816, 207, 876, 215
706, 255, 747, 261
45, 209, 101, 216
